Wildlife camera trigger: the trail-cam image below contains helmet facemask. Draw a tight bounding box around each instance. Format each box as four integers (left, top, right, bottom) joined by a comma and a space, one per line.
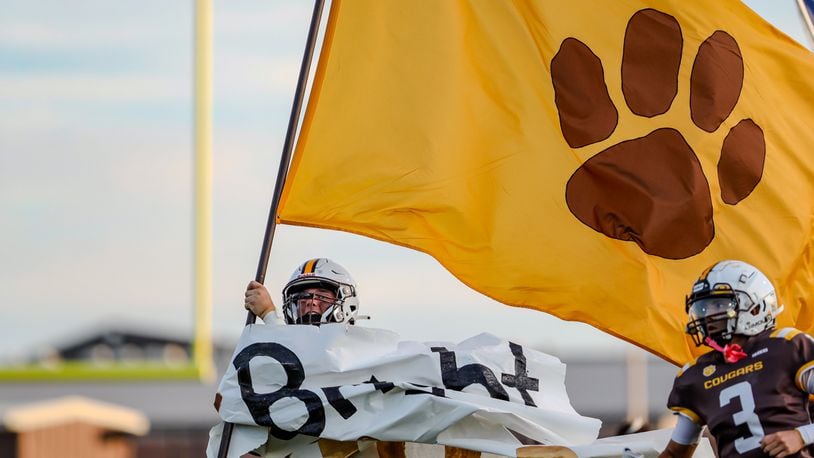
286, 288, 345, 325
686, 293, 744, 347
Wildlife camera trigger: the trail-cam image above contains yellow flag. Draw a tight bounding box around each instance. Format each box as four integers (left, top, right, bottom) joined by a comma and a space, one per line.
279, 0, 814, 365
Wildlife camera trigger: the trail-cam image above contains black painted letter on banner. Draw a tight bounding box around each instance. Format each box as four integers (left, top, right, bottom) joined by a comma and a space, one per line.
501, 342, 540, 407
431, 347, 510, 401
233, 342, 326, 439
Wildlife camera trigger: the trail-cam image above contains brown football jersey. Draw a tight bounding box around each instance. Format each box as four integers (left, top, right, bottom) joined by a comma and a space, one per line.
668, 328, 814, 457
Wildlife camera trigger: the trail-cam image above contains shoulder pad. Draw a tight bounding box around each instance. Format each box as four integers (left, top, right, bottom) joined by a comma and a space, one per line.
771, 327, 802, 341
677, 358, 698, 377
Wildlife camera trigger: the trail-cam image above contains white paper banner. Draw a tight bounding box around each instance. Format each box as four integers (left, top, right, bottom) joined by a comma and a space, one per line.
209, 324, 601, 457
516, 428, 714, 458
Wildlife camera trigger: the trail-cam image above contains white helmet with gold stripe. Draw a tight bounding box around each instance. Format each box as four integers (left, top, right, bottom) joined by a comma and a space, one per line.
282, 258, 360, 325
685, 260, 782, 347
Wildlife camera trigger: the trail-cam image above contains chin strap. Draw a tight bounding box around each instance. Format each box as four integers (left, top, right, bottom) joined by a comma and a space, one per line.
705, 337, 747, 363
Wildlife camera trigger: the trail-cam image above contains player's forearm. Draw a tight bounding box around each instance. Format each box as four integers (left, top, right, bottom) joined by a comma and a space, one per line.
659, 441, 697, 458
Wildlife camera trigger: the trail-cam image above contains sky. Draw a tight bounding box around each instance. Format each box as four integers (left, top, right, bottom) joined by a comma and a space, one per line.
0, 1, 809, 363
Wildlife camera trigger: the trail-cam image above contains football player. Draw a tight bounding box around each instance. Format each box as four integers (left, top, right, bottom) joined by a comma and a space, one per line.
660, 260, 814, 457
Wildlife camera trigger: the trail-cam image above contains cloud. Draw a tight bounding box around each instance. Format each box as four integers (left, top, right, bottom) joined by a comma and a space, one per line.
0, 1, 190, 49
214, 2, 311, 38
0, 74, 191, 102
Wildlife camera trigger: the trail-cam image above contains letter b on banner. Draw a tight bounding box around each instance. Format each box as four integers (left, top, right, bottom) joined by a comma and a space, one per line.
232, 343, 325, 439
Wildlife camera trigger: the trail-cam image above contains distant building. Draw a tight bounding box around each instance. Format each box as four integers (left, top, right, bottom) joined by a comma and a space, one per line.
0, 396, 148, 458
51, 331, 191, 365
1, 329, 231, 457
27, 329, 227, 367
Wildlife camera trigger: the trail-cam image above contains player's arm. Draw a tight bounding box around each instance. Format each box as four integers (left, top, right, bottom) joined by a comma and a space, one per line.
659, 440, 696, 458
659, 414, 701, 458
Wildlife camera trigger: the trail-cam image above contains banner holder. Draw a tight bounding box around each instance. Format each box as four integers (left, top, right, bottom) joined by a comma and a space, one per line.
216, 0, 326, 456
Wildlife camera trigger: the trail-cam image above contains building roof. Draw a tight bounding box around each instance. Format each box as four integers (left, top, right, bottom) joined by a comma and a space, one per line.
3, 395, 150, 435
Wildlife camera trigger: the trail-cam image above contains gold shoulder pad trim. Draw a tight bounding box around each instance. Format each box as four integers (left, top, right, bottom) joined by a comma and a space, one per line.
670, 407, 701, 424
677, 358, 698, 377
772, 328, 801, 340
795, 360, 814, 392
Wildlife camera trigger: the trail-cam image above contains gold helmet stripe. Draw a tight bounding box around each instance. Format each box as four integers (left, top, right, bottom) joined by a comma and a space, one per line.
698, 263, 717, 282
302, 258, 319, 274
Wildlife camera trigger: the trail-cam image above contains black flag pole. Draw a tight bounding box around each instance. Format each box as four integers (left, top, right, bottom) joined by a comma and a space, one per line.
216, 0, 326, 456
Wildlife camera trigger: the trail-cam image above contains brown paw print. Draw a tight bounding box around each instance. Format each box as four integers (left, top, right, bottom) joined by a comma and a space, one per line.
552, 9, 766, 259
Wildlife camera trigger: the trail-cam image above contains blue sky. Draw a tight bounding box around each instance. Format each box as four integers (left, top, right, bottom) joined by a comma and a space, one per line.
0, 1, 808, 361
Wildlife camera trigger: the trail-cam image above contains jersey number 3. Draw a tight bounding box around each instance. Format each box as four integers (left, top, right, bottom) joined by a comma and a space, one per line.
720, 381, 766, 453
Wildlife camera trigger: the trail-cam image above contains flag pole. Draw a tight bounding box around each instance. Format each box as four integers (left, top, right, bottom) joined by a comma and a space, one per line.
796, 0, 814, 49
216, 0, 326, 456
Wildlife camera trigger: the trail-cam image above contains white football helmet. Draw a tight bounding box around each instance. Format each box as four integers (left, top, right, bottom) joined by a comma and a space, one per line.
281, 258, 360, 325
685, 260, 783, 347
